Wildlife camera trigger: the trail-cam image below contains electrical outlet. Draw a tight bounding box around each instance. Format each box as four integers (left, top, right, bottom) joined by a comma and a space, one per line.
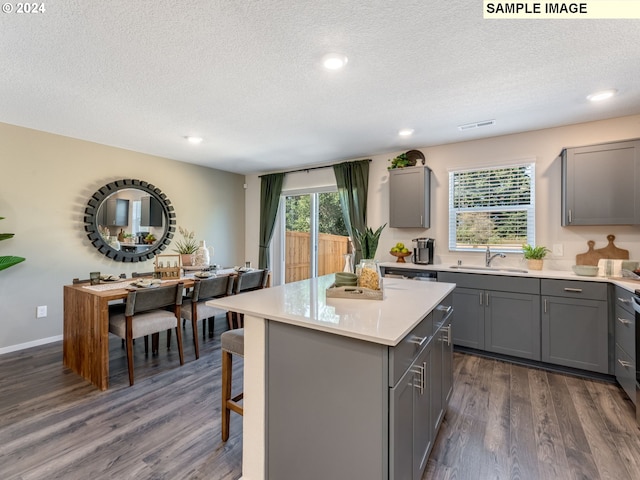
552, 244, 564, 257
36, 305, 47, 318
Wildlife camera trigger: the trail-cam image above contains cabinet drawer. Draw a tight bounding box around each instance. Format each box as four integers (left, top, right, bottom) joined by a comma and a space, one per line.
389, 313, 432, 387
615, 286, 635, 315
615, 343, 636, 405
541, 279, 607, 300
439, 271, 539, 294
614, 303, 636, 363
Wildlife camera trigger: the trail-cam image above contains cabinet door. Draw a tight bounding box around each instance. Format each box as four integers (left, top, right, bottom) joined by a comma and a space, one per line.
449, 287, 485, 349
541, 296, 608, 373
104, 198, 129, 226
390, 368, 416, 480
485, 291, 541, 360
389, 166, 431, 228
562, 140, 640, 225
413, 346, 431, 480
140, 196, 163, 227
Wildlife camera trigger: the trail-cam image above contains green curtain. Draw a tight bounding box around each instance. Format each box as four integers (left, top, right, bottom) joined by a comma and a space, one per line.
332, 159, 370, 263
258, 173, 285, 269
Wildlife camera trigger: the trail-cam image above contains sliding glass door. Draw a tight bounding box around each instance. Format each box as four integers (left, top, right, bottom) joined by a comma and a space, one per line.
276, 189, 349, 284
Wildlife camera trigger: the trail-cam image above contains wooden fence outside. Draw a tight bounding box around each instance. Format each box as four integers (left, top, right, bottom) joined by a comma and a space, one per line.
285, 231, 350, 283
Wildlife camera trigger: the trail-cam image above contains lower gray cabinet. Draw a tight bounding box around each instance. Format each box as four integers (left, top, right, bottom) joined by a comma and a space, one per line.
541, 279, 609, 374
438, 272, 540, 360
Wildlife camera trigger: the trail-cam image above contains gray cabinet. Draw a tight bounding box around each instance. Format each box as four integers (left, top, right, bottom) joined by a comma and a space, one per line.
267, 301, 454, 480
438, 272, 540, 360
140, 195, 163, 227
561, 139, 640, 225
541, 279, 609, 373
614, 286, 636, 403
100, 197, 129, 226
389, 166, 431, 228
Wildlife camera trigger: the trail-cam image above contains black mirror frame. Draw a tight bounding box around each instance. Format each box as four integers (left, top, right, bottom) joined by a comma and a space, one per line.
84, 179, 176, 262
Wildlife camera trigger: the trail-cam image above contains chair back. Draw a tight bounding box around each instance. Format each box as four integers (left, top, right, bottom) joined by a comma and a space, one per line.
192, 275, 232, 302
233, 269, 268, 294
125, 282, 184, 316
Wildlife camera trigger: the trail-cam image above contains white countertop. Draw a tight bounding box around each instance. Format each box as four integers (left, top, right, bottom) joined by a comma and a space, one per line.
379, 262, 640, 293
207, 274, 455, 346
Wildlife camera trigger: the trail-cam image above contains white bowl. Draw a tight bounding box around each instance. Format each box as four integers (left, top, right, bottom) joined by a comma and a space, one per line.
572, 265, 599, 276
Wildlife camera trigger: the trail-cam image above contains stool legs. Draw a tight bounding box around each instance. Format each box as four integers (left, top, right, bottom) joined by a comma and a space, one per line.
221, 349, 244, 442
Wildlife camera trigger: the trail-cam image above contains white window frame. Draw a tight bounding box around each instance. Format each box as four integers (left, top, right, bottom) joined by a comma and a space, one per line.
448, 162, 535, 253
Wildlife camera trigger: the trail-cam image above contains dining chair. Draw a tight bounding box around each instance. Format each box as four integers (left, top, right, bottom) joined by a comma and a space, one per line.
108, 282, 185, 386
227, 269, 269, 329
181, 275, 233, 359
221, 327, 244, 441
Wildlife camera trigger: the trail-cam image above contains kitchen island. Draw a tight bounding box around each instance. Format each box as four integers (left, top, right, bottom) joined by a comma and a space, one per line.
207, 274, 455, 480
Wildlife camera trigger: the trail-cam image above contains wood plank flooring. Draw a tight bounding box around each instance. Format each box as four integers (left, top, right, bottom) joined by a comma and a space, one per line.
1, 320, 639, 480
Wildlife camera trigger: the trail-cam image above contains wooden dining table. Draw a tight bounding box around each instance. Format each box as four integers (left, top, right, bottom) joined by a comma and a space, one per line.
63, 276, 197, 390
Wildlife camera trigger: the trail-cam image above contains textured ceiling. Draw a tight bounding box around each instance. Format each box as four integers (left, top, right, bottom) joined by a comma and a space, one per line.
2, 1, 639, 174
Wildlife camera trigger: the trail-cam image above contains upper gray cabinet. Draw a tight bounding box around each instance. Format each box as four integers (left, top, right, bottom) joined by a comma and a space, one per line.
389, 165, 431, 228
561, 139, 640, 225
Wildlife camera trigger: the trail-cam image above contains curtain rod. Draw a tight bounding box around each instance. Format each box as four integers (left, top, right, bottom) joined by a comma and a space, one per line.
258, 159, 371, 178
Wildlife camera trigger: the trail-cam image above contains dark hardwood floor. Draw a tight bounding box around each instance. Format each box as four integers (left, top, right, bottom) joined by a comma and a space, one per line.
1, 319, 639, 480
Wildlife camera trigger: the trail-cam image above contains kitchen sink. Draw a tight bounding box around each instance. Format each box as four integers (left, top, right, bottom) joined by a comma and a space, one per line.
448, 265, 528, 274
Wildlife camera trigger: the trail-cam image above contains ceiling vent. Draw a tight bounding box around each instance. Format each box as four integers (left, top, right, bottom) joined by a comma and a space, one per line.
457, 119, 496, 131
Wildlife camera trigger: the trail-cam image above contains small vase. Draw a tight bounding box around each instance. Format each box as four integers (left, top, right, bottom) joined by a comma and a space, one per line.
181, 254, 193, 267
527, 259, 543, 270
193, 240, 211, 267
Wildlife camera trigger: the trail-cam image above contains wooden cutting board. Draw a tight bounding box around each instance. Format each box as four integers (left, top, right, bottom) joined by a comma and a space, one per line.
575, 240, 604, 266
595, 234, 629, 260
575, 235, 629, 265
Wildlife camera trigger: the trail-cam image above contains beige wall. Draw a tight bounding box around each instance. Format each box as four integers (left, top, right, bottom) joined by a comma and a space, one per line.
0, 122, 246, 352
245, 114, 640, 273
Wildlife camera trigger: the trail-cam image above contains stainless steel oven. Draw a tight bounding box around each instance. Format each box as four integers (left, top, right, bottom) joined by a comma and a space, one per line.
632, 291, 640, 424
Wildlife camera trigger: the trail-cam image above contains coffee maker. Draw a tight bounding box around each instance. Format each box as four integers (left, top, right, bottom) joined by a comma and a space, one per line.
412, 238, 434, 264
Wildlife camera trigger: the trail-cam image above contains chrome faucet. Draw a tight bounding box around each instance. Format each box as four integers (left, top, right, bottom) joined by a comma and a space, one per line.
485, 246, 506, 267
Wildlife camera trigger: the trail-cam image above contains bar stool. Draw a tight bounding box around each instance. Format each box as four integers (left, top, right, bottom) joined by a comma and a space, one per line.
221, 328, 244, 441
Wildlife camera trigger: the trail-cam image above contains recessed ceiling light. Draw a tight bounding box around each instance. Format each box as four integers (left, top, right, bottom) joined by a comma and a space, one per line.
398, 129, 414, 137
185, 136, 203, 144
322, 53, 348, 70
587, 89, 617, 102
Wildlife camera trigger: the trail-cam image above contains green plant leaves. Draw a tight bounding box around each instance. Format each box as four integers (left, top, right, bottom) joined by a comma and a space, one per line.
353, 224, 387, 259
0, 256, 25, 271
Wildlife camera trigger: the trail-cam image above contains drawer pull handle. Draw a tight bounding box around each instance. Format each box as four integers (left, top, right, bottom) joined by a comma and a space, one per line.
617, 317, 632, 325
564, 288, 583, 293
411, 364, 425, 394
617, 358, 632, 369
410, 335, 428, 348
443, 324, 452, 346
617, 297, 632, 304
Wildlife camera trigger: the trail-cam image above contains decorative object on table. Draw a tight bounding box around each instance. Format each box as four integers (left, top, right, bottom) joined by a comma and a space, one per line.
522, 243, 549, 270
357, 258, 382, 290
575, 235, 629, 265
154, 254, 181, 278
390, 241, 411, 262
90, 271, 100, 285
571, 265, 599, 277
353, 223, 386, 260
334, 272, 358, 287
173, 226, 198, 266
193, 240, 212, 267
144, 233, 156, 244
0, 216, 26, 272
342, 253, 354, 273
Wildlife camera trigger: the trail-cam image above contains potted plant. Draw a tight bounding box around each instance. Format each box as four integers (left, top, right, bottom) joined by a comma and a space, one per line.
0, 217, 25, 271
353, 224, 387, 260
173, 226, 198, 265
387, 153, 417, 170
522, 244, 549, 270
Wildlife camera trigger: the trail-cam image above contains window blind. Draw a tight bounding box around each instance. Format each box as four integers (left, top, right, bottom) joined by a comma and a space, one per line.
448, 163, 535, 252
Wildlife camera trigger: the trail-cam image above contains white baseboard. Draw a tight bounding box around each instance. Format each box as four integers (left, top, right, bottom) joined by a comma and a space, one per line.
0, 335, 63, 355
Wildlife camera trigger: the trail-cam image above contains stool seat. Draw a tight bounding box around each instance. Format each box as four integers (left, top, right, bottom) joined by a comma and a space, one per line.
221, 327, 244, 441
221, 328, 244, 357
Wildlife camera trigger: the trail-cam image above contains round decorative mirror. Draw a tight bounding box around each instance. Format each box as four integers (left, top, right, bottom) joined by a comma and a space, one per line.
84, 179, 176, 262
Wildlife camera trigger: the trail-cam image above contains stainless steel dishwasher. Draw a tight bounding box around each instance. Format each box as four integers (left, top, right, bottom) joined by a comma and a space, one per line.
381, 266, 437, 281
